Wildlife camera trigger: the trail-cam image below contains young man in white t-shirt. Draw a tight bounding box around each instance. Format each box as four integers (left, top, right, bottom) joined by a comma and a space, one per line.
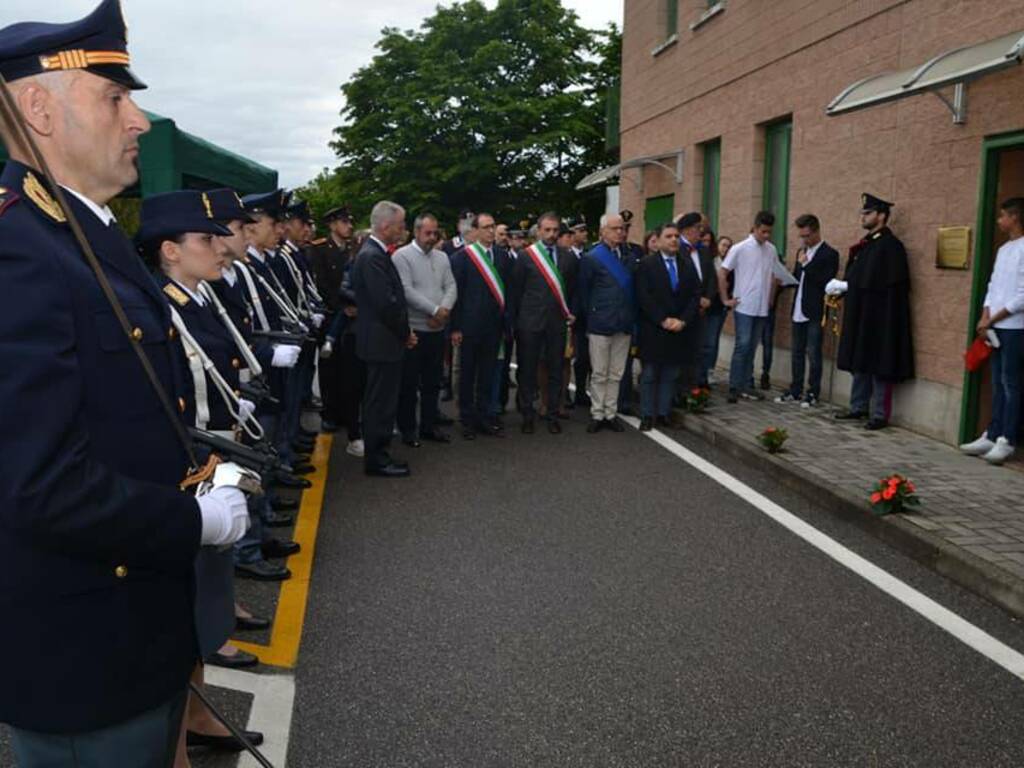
718, 211, 797, 403
961, 197, 1024, 465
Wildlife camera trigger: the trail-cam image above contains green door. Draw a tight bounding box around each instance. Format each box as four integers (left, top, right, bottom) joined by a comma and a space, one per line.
644, 194, 675, 232
763, 120, 792, 258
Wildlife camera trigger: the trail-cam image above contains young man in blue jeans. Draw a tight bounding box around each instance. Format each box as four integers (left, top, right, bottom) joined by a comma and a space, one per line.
961, 197, 1024, 465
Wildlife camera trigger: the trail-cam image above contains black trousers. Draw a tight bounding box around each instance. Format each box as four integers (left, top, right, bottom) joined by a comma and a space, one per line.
397, 330, 445, 439
516, 323, 565, 420
458, 331, 500, 428
498, 335, 514, 410
320, 331, 344, 426
362, 358, 402, 470
339, 334, 366, 441
573, 325, 590, 401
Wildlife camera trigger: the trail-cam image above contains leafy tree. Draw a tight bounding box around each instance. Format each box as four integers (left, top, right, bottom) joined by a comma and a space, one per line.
301, 0, 620, 232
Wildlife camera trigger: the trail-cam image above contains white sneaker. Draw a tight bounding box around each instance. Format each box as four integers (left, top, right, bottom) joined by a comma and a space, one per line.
707, 371, 718, 386
983, 437, 1015, 465
346, 439, 365, 457
960, 433, 995, 456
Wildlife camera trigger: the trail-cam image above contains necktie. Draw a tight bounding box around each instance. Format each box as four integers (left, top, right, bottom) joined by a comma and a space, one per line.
666, 256, 678, 291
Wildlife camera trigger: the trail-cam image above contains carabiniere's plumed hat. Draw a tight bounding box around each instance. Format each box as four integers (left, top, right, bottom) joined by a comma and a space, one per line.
0, 0, 146, 90
135, 190, 232, 246
861, 193, 894, 215
206, 188, 255, 224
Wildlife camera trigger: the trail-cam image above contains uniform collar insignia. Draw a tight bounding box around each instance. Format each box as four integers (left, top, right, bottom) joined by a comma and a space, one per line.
22, 172, 67, 223
163, 282, 190, 306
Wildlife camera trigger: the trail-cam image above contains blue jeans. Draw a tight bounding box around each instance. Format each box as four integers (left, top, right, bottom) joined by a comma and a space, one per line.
759, 305, 777, 378
640, 362, 680, 418
850, 373, 891, 421
728, 313, 766, 392
701, 309, 727, 385
988, 328, 1024, 444
789, 320, 824, 398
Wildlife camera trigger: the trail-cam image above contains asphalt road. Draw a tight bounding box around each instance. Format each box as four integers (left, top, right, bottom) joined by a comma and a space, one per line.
6, 405, 1024, 767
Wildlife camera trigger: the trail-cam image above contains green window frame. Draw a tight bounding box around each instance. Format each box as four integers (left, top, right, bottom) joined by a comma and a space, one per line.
701, 138, 722, 234
666, 0, 678, 38
762, 119, 792, 257
645, 194, 676, 232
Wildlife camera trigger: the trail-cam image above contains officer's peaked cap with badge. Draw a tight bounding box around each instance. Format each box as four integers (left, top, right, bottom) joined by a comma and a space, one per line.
566, 214, 587, 231
0, 0, 146, 90
135, 190, 232, 246
323, 205, 352, 224
284, 199, 313, 223
207, 188, 255, 224
861, 193, 894, 215
242, 189, 287, 220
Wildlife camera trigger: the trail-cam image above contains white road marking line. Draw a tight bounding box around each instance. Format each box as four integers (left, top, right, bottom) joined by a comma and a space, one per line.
204, 667, 295, 767
623, 416, 1024, 680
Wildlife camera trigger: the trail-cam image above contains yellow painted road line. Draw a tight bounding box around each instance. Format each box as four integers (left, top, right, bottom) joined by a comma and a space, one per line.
233, 434, 333, 668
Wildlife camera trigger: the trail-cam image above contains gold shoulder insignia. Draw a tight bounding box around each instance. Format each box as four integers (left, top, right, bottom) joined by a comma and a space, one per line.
163, 283, 190, 306
23, 172, 66, 223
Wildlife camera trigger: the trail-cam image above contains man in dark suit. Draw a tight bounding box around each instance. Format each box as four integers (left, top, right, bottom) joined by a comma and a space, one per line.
676, 212, 717, 392
352, 201, 417, 477
0, 2, 250, 763
510, 212, 578, 434
635, 222, 702, 431
776, 214, 839, 407
451, 212, 507, 438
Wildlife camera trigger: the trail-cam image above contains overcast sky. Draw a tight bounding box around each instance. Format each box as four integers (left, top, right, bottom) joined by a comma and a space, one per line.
1, 1, 622, 188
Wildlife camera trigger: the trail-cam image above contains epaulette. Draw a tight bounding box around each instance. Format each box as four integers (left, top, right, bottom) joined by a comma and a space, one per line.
311, 237, 327, 246
0, 188, 21, 218
22, 172, 66, 223
163, 283, 190, 306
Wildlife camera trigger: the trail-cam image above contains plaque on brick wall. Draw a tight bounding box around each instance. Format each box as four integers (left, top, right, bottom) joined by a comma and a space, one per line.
936, 226, 971, 269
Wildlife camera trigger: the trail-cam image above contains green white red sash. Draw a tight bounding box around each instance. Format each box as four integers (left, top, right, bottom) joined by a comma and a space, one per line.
525, 241, 570, 319
466, 242, 505, 311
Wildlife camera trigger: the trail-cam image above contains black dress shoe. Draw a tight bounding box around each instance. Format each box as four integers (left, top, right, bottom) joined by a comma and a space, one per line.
865, 418, 889, 431
639, 417, 653, 432
402, 436, 422, 448
321, 420, 339, 433
292, 442, 315, 454
262, 538, 300, 559
727, 389, 739, 404
836, 410, 868, 421
656, 416, 671, 429
548, 419, 562, 434
421, 430, 451, 443
521, 419, 535, 434
575, 394, 592, 407
365, 463, 411, 478
481, 423, 504, 437
235, 614, 271, 632
187, 729, 265, 752
435, 414, 455, 426
275, 473, 312, 489
291, 462, 315, 475
300, 427, 318, 438
605, 418, 625, 433
462, 428, 476, 440
556, 411, 570, 420
760, 373, 771, 390
271, 496, 298, 512
264, 510, 296, 528
391, 458, 409, 470
586, 419, 603, 434
235, 560, 291, 581
207, 649, 259, 669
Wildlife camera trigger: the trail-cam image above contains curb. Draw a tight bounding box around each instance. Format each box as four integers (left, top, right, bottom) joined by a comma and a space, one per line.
679, 411, 1024, 621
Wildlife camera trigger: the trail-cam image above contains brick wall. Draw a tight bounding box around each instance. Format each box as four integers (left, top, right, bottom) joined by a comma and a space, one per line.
619, 0, 1024, 442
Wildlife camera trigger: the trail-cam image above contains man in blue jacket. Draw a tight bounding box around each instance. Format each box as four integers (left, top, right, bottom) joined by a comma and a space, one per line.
577, 213, 636, 433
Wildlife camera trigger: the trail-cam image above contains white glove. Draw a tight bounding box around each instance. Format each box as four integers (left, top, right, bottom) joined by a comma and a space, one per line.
320, 340, 333, 359
825, 279, 848, 296
298, 322, 310, 334
311, 313, 325, 329
237, 398, 256, 424
197, 486, 250, 546
271, 344, 301, 368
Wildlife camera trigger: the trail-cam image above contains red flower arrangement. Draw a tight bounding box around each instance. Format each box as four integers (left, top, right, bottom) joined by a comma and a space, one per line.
684, 386, 711, 413
757, 426, 788, 453
869, 474, 920, 516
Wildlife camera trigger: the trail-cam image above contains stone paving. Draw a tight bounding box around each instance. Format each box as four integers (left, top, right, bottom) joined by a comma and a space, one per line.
681, 377, 1024, 585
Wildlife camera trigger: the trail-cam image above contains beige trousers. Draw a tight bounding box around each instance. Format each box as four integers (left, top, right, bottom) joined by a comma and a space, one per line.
588, 332, 631, 420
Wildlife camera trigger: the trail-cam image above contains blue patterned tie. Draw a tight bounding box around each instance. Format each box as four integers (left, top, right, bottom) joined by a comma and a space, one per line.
666, 256, 678, 291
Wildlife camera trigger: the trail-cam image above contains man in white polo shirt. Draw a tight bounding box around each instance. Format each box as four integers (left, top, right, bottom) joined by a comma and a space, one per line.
718, 211, 797, 403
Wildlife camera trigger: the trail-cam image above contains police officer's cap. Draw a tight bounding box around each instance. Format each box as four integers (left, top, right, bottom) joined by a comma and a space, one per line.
136, 190, 232, 246
0, 0, 146, 90
323, 205, 352, 224
458, 208, 474, 222
284, 200, 312, 223
566, 214, 587, 231
861, 193, 893, 215
558, 221, 571, 237
509, 229, 526, 238
207, 188, 255, 224
242, 189, 286, 220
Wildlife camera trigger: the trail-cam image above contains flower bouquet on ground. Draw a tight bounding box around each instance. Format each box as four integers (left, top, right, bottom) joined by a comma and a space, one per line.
684, 386, 711, 413
869, 474, 920, 516
757, 426, 788, 453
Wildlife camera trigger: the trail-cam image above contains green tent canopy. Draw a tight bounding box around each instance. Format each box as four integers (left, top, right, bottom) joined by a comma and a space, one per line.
0, 110, 277, 197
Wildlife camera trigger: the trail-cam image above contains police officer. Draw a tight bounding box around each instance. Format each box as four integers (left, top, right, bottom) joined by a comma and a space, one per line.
0, 2, 248, 764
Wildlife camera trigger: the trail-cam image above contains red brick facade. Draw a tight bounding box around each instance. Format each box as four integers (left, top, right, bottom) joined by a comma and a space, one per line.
619, 0, 1024, 442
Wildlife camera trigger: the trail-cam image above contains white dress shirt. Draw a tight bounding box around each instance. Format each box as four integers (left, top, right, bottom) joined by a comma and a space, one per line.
792, 241, 822, 323
984, 236, 1024, 330
62, 187, 116, 226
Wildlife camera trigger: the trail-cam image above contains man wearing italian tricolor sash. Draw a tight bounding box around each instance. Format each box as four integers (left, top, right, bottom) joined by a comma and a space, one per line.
509, 212, 578, 434
450, 213, 510, 439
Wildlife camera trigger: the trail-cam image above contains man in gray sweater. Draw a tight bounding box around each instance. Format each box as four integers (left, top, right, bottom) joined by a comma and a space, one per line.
393, 213, 458, 445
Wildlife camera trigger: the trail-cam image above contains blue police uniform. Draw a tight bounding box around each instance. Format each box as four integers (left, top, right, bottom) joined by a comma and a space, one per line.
0, 3, 201, 758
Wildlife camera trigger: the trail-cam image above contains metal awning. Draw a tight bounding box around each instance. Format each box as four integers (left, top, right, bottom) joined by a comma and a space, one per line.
826, 29, 1024, 124
575, 149, 684, 191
